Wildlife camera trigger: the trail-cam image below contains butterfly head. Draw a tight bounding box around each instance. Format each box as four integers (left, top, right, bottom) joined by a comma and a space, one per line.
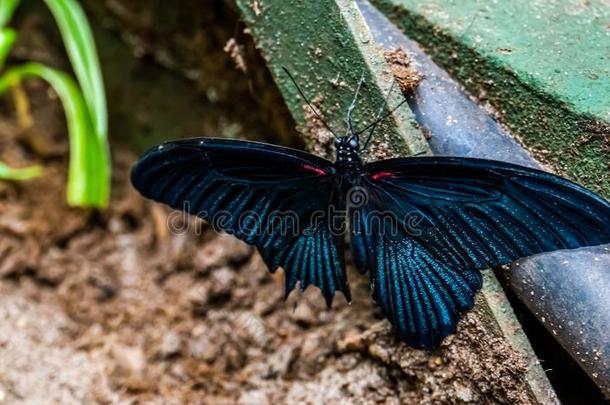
335, 135, 359, 151
335, 135, 362, 167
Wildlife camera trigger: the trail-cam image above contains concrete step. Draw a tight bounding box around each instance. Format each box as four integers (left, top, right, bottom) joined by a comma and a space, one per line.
371, 0, 610, 199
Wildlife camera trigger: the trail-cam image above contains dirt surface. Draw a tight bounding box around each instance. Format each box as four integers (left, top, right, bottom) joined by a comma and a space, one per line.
0, 75, 539, 404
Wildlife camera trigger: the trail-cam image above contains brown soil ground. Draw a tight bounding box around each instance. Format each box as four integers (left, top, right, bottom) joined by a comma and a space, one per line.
0, 78, 536, 404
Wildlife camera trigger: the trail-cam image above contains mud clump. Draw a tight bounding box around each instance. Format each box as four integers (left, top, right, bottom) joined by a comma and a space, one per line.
335, 306, 532, 405
384, 47, 423, 94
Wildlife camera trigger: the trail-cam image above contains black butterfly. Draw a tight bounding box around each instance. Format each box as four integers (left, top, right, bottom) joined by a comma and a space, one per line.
131, 74, 610, 349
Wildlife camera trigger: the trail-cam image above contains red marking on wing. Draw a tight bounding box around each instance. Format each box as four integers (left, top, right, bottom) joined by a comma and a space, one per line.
301, 164, 326, 176
370, 171, 397, 181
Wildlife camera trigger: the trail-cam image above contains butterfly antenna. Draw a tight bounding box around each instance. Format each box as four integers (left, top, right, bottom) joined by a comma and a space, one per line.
362, 79, 395, 150
346, 73, 365, 136
282, 67, 339, 139
357, 97, 409, 138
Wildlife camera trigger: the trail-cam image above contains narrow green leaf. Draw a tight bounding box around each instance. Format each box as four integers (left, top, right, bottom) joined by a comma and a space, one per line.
0, 0, 21, 28
0, 161, 42, 180
0, 28, 17, 68
43, 0, 108, 141
0, 63, 110, 207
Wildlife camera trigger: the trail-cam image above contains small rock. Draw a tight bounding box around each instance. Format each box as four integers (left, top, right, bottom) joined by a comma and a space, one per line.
186, 283, 209, 305
454, 382, 475, 402
0, 237, 40, 278
300, 335, 331, 370
368, 343, 391, 364
336, 328, 366, 353
223, 341, 247, 371
188, 334, 219, 362
291, 302, 317, 326
38, 254, 72, 284
265, 345, 298, 378
110, 343, 150, 390
232, 312, 268, 347
158, 331, 182, 358
170, 363, 187, 381
239, 389, 269, 405
209, 267, 236, 298
111, 343, 145, 375
0, 210, 32, 235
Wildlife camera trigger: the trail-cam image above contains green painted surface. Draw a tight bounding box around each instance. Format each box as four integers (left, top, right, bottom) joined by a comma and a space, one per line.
384, 0, 609, 118
235, 0, 428, 160
372, 0, 610, 197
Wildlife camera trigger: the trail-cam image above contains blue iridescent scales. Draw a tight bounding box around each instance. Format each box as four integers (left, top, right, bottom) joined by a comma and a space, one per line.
131, 137, 610, 349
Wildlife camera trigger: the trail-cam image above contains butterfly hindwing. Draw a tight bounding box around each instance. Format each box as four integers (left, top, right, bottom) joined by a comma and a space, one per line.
353, 156, 610, 348
131, 138, 350, 304
350, 180, 482, 348
258, 190, 350, 307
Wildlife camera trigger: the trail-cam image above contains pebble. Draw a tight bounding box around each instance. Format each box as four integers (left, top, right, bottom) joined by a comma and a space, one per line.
186, 284, 209, 305
107, 342, 156, 391
188, 334, 218, 362
265, 345, 297, 378
336, 329, 366, 353
454, 382, 475, 402
239, 389, 269, 405
291, 302, 317, 326
159, 331, 182, 358
209, 267, 236, 298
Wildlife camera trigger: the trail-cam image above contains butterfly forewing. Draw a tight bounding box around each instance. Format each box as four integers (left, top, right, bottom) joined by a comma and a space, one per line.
131, 138, 351, 305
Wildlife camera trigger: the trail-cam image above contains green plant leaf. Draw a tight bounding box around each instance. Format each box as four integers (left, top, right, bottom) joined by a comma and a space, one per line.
0, 28, 17, 68
43, 0, 108, 141
0, 0, 110, 207
0, 0, 21, 28
0, 161, 42, 180
0, 63, 109, 207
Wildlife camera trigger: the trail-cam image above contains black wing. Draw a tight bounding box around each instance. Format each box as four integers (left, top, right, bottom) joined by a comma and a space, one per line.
351, 156, 610, 348
131, 138, 350, 305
